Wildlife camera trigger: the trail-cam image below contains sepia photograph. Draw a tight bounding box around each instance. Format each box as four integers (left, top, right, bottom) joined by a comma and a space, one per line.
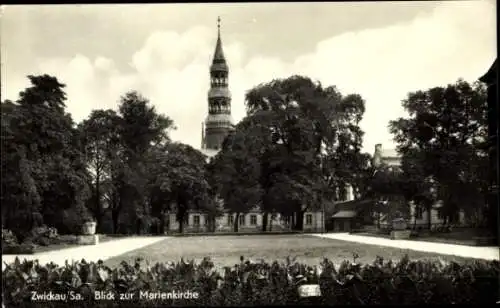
1, 1, 498, 306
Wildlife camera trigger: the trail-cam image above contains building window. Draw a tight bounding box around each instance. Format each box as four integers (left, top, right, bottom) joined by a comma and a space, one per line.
283, 216, 290, 225
239, 214, 245, 226
228, 214, 234, 225
305, 214, 313, 225
250, 215, 257, 225
193, 215, 200, 226
415, 207, 423, 220
437, 210, 444, 220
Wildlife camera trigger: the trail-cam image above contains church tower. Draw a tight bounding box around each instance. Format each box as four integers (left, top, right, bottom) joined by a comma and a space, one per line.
201, 17, 233, 155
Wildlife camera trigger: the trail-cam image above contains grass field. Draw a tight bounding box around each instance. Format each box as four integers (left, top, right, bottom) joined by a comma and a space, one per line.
103, 234, 474, 269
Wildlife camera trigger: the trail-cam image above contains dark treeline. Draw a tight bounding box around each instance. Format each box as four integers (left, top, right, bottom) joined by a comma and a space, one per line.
1, 74, 493, 239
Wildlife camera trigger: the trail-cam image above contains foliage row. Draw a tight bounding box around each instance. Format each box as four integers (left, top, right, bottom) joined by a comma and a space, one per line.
2, 256, 499, 306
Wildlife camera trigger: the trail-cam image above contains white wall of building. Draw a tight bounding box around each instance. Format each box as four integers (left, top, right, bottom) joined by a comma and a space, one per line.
165, 210, 324, 233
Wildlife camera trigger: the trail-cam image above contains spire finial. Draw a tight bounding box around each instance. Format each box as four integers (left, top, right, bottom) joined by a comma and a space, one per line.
217, 16, 221, 36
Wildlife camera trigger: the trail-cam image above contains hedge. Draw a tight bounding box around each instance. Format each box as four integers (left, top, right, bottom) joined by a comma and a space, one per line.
2, 255, 499, 307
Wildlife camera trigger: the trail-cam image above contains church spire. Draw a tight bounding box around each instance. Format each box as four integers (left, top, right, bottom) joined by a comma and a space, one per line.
212, 16, 227, 68
204, 16, 233, 153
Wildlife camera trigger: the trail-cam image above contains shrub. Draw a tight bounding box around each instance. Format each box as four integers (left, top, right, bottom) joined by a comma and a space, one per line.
2, 229, 18, 245
22, 225, 61, 247
2, 243, 36, 254
2, 255, 499, 306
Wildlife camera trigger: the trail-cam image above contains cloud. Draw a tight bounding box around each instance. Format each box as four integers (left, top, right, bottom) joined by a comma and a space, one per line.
4, 0, 496, 153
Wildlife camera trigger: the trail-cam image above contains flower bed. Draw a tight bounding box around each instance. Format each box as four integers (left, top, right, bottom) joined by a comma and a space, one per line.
2, 255, 499, 306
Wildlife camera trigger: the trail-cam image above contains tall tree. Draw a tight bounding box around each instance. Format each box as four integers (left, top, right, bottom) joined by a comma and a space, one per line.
321, 93, 370, 201
1, 100, 42, 234
111, 91, 174, 233
148, 143, 210, 233
2, 75, 91, 236
245, 76, 368, 230
78, 109, 121, 232
208, 117, 264, 231
79, 91, 175, 234
390, 79, 489, 229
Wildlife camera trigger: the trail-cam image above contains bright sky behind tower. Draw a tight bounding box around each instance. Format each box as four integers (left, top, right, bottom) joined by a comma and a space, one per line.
1, 1, 496, 153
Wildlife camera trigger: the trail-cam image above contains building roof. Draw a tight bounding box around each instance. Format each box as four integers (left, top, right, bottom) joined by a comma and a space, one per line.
479, 58, 497, 84
332, 210, 357, 218
323, 201, 337, 216
211, 17, 228, 72
201, 148, 218, 158
334, 198, 376, 212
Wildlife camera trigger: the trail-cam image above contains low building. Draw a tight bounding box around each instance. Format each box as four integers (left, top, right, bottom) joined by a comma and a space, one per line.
163, 208, 325, 234
407, 201, 465, 229
372, 143, 401, 169
371, 143, 469, 229
327, 199, 376, 232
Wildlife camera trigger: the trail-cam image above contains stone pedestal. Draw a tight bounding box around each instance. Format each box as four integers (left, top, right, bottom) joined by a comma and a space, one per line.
76, 234, 99, 245
392, 218, 408, 231
82, 222, 97, 235
390, 230, 411, 240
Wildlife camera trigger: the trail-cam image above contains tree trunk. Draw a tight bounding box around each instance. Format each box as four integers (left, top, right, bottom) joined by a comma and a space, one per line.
413, 207, 417, 230
163, 213, 169, 234
95, 174, 103, 233
136, 217, 141, 234
262, 212, 269, 232
177, 211, 184, 234
234, 213, 240, 232
427, 203, 432, 230
112, 210, 120, 234
178, 218, 184, 233
295, 211, 304, 231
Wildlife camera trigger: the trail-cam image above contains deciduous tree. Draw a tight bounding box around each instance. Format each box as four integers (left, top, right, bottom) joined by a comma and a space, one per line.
148, 142, 210, 233
245, 76, 369, 230
390, 79, 489, 229
2, 75, 91, 236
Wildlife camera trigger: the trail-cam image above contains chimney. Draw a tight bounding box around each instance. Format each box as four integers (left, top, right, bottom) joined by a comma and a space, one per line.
373, 143, 382, 167
346, 184, 354, 201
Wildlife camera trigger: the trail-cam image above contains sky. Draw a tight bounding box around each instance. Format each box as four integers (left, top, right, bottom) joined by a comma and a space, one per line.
1, 1, 497, 154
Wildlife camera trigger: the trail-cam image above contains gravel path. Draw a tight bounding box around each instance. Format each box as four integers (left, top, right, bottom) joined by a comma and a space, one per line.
312, 233, 499, 260
2, 236, 168, 270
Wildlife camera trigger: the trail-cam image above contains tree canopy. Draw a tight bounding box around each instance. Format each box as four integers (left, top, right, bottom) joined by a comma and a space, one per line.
209, 75, 371, 231
390, 79, 489, 227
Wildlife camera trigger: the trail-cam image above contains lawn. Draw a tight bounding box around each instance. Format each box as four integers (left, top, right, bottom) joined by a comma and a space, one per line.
103, 234, 475, 269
